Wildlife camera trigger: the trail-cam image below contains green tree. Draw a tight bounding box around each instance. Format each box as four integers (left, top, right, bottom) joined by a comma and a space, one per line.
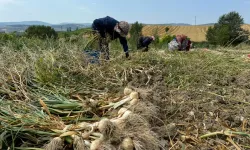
129, 21, 143, 49
206, 25, 230, 46
165, 27, 169, 33
206, 11, 249, 46
25, 25, 58, 40
152, 27, 160, 47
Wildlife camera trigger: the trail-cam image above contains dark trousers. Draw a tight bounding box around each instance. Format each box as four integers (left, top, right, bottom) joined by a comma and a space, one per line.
99, 37, 110, 60
92, 24, 110, 60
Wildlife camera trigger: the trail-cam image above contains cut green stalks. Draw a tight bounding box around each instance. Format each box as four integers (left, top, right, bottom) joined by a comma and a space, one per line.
200, 130, 250, 139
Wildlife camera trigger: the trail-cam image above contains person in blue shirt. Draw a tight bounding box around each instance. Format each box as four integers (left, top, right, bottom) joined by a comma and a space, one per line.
92, 16, 130, 60
137, 36, 155, 52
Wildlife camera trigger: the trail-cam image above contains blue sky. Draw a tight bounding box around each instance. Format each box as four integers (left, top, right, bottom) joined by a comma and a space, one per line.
0, 0, 249, 24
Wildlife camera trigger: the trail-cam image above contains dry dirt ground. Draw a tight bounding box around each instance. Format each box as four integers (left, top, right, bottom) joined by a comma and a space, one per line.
120, 69, 249, 149
110, 49, 250, 149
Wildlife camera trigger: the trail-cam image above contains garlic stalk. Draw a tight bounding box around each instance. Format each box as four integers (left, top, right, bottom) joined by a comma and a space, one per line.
100, 92, 139, 109
113, 92, 139, 109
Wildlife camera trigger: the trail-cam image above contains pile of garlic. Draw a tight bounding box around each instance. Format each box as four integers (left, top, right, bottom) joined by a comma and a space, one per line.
45, 87, 151, 150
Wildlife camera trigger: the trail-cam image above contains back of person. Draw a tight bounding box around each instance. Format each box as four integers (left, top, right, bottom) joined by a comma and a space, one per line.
92, 16, 120, 40
143, 36, 154, 46
91, 16, 130, 60
168, 38, 179, 51
137, 36, 155, 49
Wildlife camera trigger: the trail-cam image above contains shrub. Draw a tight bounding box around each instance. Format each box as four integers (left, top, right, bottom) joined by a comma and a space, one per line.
155, 35, 176, 49
206, 25, 231, 46
159, 35, 176, 44
0, 33, 15, 43
129, 21, 143, 50
206, 11, 249, 46
151, 27, 160, 48
25, 25, 58, 40
165, 27, 170, 33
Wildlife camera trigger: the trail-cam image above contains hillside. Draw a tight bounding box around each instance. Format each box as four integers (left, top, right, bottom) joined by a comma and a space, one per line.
142, 24, 250, 42
0, 21, 51, 27
0, 21, 91, 32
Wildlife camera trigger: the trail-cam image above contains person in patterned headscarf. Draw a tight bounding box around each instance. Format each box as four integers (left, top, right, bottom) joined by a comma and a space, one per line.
168, 34, 192, 51
92, 16, 130, 60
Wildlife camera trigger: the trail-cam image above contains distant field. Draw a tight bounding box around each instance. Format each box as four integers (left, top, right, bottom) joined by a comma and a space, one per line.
142, 24, 250, 42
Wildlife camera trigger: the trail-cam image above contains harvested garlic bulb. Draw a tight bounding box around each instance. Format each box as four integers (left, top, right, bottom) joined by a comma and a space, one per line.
120, 110, 132, 120
129, 98, 139, 106
98, 118, 110, 133
90, 138, 103, 150
121, 137, 134, 150
118, 107, 128, 117
129, 92, 139, 99
124, 87, 133, 95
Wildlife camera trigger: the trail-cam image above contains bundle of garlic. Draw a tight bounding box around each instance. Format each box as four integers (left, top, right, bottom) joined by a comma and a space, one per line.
44, 87, 161, 150
100, 87, 140, 110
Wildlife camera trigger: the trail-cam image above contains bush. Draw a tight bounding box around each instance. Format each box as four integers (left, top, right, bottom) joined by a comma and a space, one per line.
0, 33, 15, 43
25, 25, 58, 40
0, 33, 25, 50
151, 27, 160, 48
206, 25, 230, 46
159, 35, 176, 44
206, 11, 249, 46
129, 21, 143, 50
165, 27, 170, 33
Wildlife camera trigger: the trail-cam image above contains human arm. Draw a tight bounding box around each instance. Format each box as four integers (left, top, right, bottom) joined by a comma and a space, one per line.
119, 36, 129, 58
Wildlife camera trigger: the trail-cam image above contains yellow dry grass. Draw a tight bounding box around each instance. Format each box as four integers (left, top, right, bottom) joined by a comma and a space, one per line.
142, 24, 250, 42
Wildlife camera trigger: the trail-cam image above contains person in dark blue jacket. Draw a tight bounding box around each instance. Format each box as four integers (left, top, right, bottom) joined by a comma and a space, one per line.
137, 36, 155, 52
92, 16, 130, 60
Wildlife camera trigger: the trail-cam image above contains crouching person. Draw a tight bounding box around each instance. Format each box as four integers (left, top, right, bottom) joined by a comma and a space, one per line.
137, 36, 155, 52
168, 34, 192, 51
92, 16, 130, 60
